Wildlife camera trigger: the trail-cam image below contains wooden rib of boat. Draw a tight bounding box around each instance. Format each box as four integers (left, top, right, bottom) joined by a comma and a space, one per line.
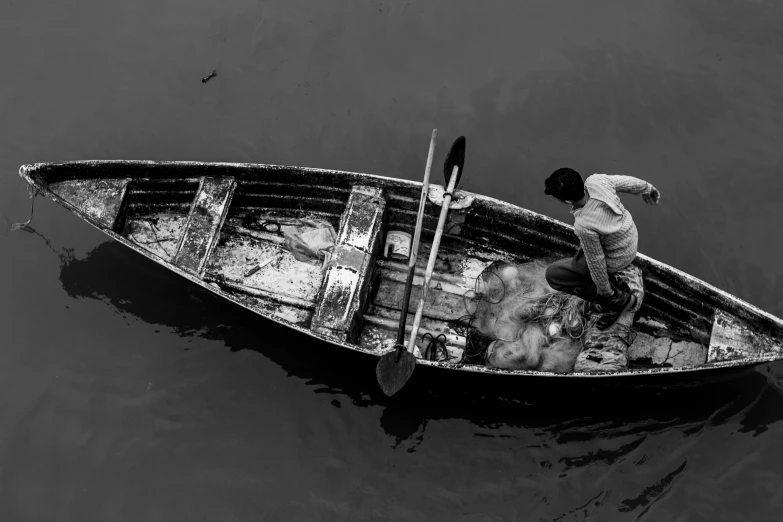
18, 160, 783, 380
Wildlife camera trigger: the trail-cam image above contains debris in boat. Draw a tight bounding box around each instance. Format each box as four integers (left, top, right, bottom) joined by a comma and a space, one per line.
127, 219, 176, 258
240, 216, 284, 234
282, 218, 336, 265
369, 338, 397, 354
384, 230, 412, 260
201, 69, 217, 83
419, 332, 455, 362
243, 255, 277, 278
379, 338, 395, 352
244, 265, 261, 278
258, 220, 282, 234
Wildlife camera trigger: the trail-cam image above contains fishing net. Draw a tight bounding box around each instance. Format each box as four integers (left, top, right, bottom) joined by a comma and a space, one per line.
458, 260, 595, 373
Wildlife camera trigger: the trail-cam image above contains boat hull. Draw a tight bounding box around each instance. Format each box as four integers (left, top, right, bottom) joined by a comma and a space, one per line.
18, 160, 783, 381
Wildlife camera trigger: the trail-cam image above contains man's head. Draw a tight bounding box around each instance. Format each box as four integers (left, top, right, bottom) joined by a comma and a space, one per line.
544, 168, 584, 204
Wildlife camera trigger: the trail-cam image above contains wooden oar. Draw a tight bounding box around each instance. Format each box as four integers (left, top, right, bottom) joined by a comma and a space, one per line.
406, 136, 466, 360
375, 129, 438, 397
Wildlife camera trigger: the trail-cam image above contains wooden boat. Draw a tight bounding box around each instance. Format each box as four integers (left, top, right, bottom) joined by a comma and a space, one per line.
18, 160, 783, 380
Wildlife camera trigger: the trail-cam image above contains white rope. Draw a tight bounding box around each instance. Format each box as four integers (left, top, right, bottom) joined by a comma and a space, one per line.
10, 184, 38, 231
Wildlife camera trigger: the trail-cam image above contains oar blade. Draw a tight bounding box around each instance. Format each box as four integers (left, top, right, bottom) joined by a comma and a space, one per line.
375, 348, 416, 397
444, 136, 466, 187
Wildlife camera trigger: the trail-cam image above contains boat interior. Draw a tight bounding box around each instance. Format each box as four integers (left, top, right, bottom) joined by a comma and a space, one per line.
25, 163, 783, 373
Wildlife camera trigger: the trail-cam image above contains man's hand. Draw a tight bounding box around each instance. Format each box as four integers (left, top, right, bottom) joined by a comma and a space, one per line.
643, 184, 661, 206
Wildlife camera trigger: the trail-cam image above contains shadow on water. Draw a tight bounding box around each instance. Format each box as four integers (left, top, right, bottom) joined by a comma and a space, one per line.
54, 236, 783, 449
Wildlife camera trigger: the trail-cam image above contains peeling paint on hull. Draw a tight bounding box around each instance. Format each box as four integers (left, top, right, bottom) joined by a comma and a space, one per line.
48, 178, 131, 229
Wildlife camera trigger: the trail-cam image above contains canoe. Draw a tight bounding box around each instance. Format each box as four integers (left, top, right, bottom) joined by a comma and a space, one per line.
18, 160, 783, 380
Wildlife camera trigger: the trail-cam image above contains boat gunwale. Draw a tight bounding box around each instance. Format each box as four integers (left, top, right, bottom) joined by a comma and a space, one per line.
18, 160, 783, 379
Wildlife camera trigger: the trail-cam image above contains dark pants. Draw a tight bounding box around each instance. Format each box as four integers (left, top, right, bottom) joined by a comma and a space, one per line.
545, 249, 630, 309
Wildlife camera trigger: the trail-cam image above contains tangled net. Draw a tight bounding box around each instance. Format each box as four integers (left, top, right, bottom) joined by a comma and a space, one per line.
457, 260, 595, 373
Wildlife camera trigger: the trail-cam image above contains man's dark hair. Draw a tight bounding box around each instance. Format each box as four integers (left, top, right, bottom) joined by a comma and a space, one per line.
544, 168, 584, 201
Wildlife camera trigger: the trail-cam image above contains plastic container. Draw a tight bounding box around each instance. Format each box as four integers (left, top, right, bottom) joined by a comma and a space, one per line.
384, 230, 412, 260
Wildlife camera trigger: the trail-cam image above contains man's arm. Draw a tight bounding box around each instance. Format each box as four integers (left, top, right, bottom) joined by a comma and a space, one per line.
606, 174, 651, 194
605, 174, 661, 205
576, 228, 613, 296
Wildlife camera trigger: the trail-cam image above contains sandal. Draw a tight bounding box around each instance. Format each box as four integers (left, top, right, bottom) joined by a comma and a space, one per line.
422, 333, 449, 361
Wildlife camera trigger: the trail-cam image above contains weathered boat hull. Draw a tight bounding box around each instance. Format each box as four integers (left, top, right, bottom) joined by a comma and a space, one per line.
18, 160, 783, 381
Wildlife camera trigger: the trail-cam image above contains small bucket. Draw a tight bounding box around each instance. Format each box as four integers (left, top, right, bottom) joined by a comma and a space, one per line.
384, 230, 412, 260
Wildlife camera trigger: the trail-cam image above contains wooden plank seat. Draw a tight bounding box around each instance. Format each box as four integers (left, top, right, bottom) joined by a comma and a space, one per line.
311, 185, 387, 342
172, 176, 237, 276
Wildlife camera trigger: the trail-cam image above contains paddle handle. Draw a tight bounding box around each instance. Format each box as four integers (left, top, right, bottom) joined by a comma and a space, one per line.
406, 165, 460, 352
394, 129, 437, 348
408, 129, 437, 270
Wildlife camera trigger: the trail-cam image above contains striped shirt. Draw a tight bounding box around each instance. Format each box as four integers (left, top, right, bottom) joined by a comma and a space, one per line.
570, 174, 653, 295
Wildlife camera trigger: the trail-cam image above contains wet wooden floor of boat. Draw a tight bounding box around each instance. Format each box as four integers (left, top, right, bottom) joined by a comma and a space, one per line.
205, 219, 325, 326
122, 213, 188, 263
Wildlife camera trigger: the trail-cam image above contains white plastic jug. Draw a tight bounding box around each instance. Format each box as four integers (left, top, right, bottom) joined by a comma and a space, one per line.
384, 230, 412, 260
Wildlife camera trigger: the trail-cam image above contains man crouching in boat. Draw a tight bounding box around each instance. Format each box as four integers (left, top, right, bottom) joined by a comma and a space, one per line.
543, 168, 660, 330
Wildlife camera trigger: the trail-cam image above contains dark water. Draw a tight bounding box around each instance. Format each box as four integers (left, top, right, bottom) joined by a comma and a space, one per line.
3, 0, 783, 520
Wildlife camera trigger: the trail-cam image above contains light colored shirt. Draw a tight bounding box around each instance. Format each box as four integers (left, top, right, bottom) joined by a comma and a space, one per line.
570, 174, 652, 295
